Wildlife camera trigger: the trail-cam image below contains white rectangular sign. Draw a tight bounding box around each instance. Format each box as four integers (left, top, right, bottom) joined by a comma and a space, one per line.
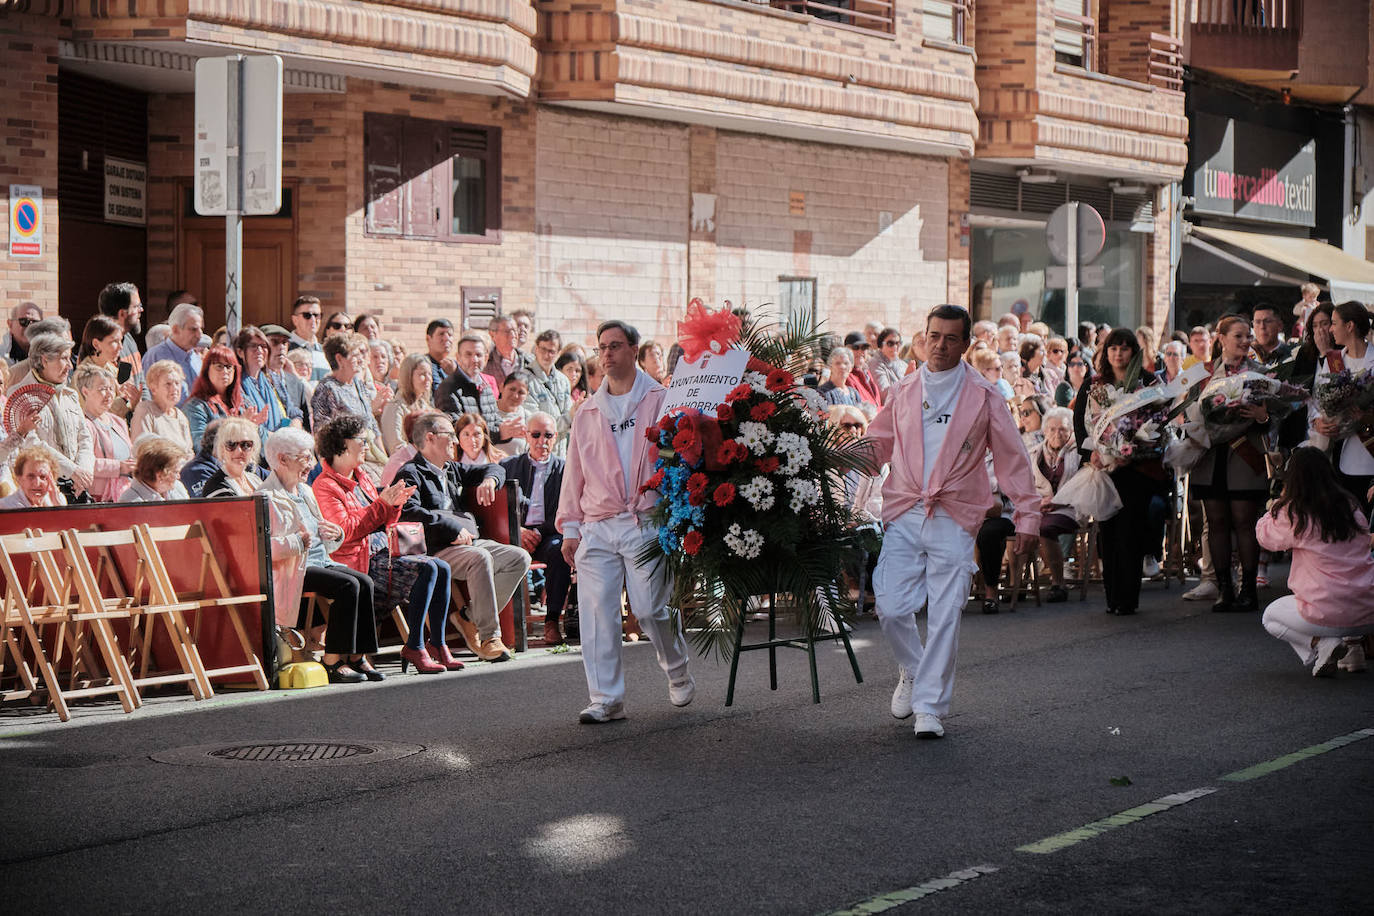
103, 156, 147, 225
660, 348, 751, 416
194, 55, 283, 216
8, 184, 42, 258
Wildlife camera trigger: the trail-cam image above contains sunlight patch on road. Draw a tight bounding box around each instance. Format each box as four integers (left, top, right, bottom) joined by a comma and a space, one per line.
522, 814, 632, 874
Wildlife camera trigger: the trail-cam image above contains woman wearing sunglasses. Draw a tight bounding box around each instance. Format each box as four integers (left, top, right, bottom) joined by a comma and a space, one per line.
203, 416, 267, 498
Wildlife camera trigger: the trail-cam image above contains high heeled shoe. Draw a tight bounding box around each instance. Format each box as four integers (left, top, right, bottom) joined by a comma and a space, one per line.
323, 659, 366, 684
426, 642, 466, 671
400, 645, 446, 674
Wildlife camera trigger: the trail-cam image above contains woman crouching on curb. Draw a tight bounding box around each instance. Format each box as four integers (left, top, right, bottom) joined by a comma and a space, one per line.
1256, 447, 1374, 676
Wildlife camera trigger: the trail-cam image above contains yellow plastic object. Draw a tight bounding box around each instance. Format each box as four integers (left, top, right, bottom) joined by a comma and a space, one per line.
277, 662, 328, 690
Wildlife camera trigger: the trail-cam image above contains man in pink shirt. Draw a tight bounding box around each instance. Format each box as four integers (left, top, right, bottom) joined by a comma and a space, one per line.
865, 305, 1040, 739
558, 320, 694, 724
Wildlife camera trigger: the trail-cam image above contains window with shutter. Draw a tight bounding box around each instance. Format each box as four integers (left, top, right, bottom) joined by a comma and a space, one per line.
364, 114, 404, 236
364, 114, 502, 242
462, 287, 502, 330
778, 277, 817, 328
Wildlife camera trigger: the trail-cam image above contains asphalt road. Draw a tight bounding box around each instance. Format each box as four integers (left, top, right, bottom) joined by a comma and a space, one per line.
2, 568, 1370, 915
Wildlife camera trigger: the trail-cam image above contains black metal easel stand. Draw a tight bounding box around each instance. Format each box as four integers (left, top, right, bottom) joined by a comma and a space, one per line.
723, 592, 863, 706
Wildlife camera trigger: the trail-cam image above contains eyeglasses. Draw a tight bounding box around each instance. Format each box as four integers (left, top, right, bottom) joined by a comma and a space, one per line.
596, 342, 627, 356
15, 317, 36, 328
1067, 361, 1085, 368
296, 311, 321, 320
529, 431, 556, 440
1018, 408, 1038, 418
210, 363, 236, 373
327, 322, 348, 330
224, 440, 254, 452
433, 430, 456, 440
882, 340, 902, 348
1048, 347, 1066, 354
840, 422, 865, 431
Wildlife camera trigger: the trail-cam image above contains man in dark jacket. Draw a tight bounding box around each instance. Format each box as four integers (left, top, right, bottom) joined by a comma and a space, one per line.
396, 411, 529, 662
500, 411, 572, 645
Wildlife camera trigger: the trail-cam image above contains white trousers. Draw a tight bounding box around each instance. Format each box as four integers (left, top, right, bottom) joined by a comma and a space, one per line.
873, 509, 977, 717
1261, 595, 1374, 665
574, 515, 690, 706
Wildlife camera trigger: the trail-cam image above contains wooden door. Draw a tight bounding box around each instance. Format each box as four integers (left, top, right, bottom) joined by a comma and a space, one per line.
176, 181, 297, 332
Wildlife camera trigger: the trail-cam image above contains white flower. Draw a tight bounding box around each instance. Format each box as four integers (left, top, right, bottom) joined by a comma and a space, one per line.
738, 421, 775, 455
785, 478, 820, 513
797, 387, 826, 414
774, 431, 813, 475
739, 476, 775, 511
725, 522, 764, 559
1134, 420, 1161, 443
743, 370, 770, 396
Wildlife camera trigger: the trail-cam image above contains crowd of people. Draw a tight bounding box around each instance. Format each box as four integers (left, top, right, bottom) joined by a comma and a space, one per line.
2, 280, 1372, 726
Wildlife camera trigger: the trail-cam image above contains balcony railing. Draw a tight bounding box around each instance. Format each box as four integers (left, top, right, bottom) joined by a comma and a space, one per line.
1148, 31, 1183, 92
1192, 0, 1301, 30
922, 0, 973, 45
770, 0, 896, 35
1189, 0, 1301, 72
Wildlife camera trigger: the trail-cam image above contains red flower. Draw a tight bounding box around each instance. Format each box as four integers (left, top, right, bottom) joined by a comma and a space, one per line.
687, 472, 709, 496
713, 483, 737, 506
659, 413, 677, 431
755, 456, 780, 474
645, 424, 661, 442
716, 440, 747, 465
746, 356, 774, 374
672, 426, 699, 453
750, 401, 777, 421
640, 468, 665, 494
725, 383, 753, 403
687, 488, 706, 506
682, 530, 704, 555
716, 403, 734, 423
765, 368, 794, 392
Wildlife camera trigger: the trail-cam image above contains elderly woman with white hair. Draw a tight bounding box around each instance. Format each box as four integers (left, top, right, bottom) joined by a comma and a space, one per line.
131, 359, 193, 454
202, 416, 265, 498
259, 426, 382, 684
819, 346, 862, 407
118, 436, 191, 502
1029, 407, 1083, 603
3, 331, 94, 500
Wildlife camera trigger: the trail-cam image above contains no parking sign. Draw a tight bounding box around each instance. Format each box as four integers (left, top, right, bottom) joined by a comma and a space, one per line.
9, 185, 43, 258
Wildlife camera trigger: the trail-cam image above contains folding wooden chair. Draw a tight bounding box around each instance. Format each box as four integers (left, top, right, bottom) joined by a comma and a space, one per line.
137, 522, 270, 691
1003, 543, 1043, 611
0, 530, 139, 721
1065, 519, 1100, 601
65, 527, 212, 700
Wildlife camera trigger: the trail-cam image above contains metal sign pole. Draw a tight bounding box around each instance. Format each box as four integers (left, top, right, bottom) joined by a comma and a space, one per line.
1065, 201, 1079, 336
225, 55, 243, 337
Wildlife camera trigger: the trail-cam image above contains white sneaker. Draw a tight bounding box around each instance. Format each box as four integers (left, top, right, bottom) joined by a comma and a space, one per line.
914, 712, 945, 739
1338, 640, 1368, 673
890, 667, 915, 719
668, 672, 696, 707
1312, 638, 1348, 678
578, 701, 627, 724
1182, 580, 1219, 601
1142, 555, 1161, 578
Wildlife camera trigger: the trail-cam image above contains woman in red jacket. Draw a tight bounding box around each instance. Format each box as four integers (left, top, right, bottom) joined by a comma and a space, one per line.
311, 414, 460, 676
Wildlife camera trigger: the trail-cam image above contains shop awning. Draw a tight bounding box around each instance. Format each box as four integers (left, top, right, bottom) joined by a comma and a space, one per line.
1188, 225, 1374, 302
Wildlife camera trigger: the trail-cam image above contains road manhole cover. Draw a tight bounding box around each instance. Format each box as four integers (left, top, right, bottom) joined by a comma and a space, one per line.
151, 739, 424, 768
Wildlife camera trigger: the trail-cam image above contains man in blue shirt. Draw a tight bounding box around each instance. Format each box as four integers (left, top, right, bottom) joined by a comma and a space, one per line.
143, 302, 204, 405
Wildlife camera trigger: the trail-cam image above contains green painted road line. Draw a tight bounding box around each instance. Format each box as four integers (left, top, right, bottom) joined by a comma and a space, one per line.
820, 865, 999, 915
1220, 727, 1374, 782
1016, 787, 1217, 855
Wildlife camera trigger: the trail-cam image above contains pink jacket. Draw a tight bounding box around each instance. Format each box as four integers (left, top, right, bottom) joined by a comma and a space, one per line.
1256, 508, 1374, 628
866, 362, 1041, 538
557, 376, 665, 538
84, 413, 133, 503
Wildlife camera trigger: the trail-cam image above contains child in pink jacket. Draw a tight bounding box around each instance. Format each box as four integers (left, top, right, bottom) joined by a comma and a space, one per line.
1255, 447, 1374, 676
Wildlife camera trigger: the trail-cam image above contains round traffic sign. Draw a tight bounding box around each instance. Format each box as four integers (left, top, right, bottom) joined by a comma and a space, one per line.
13, 199, 39, 237
1046, 202, 1105, 265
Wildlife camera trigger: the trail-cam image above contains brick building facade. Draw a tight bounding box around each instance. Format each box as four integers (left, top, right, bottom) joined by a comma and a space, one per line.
2, 0, 1186, 349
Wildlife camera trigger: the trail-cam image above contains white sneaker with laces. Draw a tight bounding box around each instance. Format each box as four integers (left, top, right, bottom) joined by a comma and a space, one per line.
1182, 580, 1219, 601
1142, 555, 1161, 578
913, 712, 944, 739
1312, 638, 1348, 678
890, 667, 915, 719
668, 672, 696, 707
578, 701, 627, 724
1338, 640, 1368, 673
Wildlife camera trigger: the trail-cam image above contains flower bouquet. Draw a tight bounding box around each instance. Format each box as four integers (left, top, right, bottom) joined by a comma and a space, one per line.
1312, 367, 1374, 451
1197, 371, 1306, 447
638, 302, 874, 660
1087, 385, 1173, 469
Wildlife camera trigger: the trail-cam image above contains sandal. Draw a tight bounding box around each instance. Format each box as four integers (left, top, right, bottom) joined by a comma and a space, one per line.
350, 655, 386, 682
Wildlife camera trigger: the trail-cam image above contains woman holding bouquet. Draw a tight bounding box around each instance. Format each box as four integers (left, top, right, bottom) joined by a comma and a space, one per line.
1190, 315, 1274, 613
1073, 328, 1167, 616
1311, 301, 1374, 514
